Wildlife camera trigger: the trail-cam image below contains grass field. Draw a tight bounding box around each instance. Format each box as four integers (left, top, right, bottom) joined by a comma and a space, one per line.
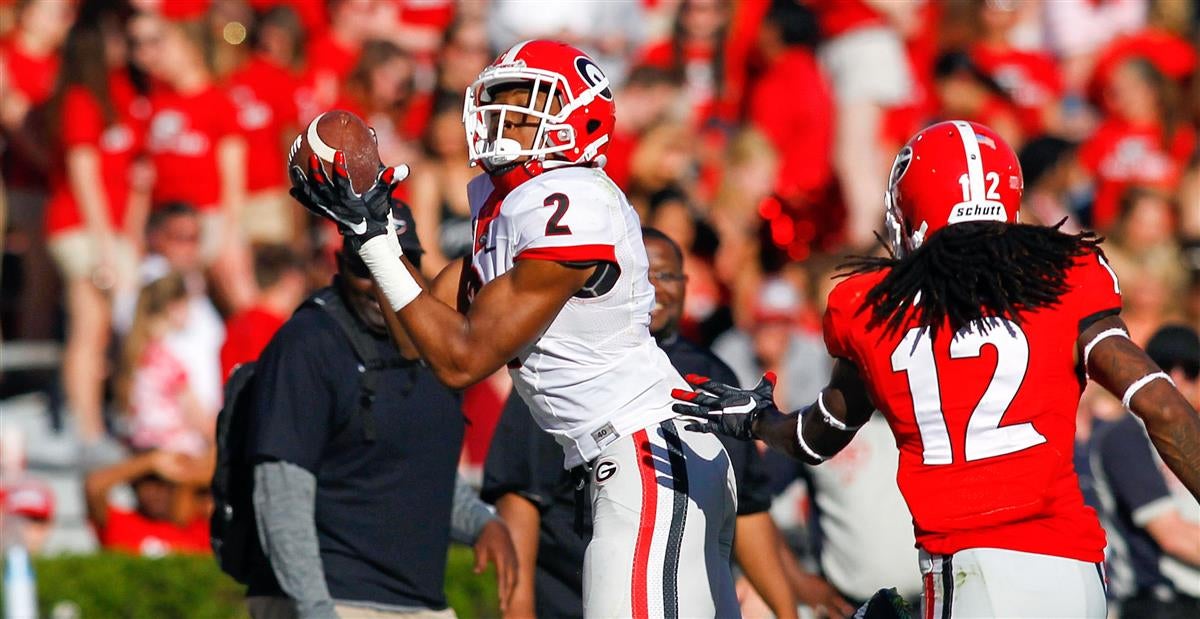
15, 547, 500, 618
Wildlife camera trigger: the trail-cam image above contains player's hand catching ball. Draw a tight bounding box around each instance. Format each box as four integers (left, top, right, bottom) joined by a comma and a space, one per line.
289, 151, 410, 244
672, 372, 780, 441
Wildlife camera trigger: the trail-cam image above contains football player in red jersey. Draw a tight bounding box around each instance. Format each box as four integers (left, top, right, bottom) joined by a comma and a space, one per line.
674, 120, 1200, 618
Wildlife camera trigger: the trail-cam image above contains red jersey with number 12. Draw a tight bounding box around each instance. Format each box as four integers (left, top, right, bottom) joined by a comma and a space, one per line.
823, 249, 1121, 562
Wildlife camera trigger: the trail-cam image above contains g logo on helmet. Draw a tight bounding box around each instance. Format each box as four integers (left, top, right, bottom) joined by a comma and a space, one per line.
574, 56, 613, 101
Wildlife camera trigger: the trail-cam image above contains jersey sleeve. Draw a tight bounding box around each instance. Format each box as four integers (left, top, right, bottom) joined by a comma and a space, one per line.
822, 278, 860, 361
510, 178, 618, 264
1063, 249, 1123, 331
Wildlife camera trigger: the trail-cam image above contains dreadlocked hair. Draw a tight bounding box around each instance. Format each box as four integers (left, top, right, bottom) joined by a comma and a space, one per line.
838, 220, 1105, 337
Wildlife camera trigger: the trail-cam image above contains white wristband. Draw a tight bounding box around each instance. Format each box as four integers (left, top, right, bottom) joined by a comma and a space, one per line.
796, 416, 827, 463
817, 392, 863, 432
1121, 371, 1175, 410
384, 212, 403, 258
358, 235, 421, 311
1082, 328, 1128, 374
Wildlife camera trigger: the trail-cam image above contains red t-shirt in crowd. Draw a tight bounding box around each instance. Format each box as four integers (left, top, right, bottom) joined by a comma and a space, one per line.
0, 36, 61, 189
158, 0, 209, 20
603, 129, 637, 192
145, 83, 239, 210
747, 48, 834, 204
1078, 118, 1196, 229
823, 250, 1120, 562
970, 44, 1063, 136
308, 29, 359, 84
45, 72, 147, 236
460, 381, 506, 469
97, 506, 211, 556
804, 0, 885, 39
220, 306, 287, 380
227, 54, 299, 192
1090, 28, 1197, 111
295, 32, 360, 125
0, 36, 59, 105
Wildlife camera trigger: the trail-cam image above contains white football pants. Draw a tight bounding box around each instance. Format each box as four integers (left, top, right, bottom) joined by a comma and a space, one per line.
919, 547, 1107, 618
582, 418, 739, 619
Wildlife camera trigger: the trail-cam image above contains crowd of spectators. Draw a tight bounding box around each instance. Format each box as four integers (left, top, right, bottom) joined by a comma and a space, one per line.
0, 0, 1197, 614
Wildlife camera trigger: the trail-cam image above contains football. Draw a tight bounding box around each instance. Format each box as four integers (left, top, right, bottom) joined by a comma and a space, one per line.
289, 110, 381, 194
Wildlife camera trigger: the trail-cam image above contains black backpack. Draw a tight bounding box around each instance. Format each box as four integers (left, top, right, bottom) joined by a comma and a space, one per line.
210, 286, 399, 583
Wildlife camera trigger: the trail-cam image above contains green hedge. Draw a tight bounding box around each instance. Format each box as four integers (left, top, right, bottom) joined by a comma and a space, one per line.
15, 547, 499, 618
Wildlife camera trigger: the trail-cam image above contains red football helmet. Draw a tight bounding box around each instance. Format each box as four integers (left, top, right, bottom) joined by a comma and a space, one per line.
463, 40, 616, 177
885, 121, 1024, 257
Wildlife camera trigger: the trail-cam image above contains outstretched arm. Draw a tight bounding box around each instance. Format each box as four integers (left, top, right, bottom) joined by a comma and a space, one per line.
673, 358, 876, 463
1082, 315, 1200, 500
762, 359, 875, 462
291, 152, 594, 389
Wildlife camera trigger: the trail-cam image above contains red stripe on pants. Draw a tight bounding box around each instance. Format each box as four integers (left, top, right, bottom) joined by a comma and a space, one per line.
631, 430, 657, 619
924, 572, 935, 619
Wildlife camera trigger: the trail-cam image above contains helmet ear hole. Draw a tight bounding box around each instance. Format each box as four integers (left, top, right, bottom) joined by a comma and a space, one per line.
586, 119, 601, 134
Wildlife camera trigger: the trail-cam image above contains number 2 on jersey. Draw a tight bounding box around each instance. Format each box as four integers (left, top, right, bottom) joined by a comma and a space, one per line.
890, 318, 1046, 465
544, 193, 571, 236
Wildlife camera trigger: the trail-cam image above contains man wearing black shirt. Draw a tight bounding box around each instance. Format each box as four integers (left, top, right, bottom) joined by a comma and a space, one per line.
245, 214, 516, 619
483, 229, 846, 618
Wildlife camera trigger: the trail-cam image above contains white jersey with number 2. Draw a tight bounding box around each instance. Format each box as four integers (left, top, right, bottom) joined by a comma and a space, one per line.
466, 166, 686, 468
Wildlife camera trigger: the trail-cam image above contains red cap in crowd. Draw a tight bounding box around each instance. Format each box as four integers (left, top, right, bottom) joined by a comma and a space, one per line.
753, 278, 802, 325
0, 480, 55, 522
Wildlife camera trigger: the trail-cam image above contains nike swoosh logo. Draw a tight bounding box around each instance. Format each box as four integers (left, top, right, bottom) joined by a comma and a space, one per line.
724, 401, 757, 415
349, 219, 367, 235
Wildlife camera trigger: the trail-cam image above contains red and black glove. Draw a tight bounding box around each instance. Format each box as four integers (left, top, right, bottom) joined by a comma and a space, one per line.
289, 151, 409, 246
671, 372, 779, 441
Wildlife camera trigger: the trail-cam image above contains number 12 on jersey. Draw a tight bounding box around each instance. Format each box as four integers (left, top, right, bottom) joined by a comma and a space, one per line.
890, 318, 1046, 465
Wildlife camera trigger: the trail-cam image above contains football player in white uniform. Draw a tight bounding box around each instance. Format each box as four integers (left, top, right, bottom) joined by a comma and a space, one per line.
291, 40, 740, 618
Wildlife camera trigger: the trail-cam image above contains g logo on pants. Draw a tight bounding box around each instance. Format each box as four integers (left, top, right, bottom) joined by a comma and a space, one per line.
594, 459, 618, 484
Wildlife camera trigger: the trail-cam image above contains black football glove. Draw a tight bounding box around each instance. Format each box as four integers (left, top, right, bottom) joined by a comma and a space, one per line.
289, 151, 410, 245
671, 372, 778, 441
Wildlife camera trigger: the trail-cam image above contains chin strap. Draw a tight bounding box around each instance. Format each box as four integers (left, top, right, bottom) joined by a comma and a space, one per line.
489, 160, 540, 194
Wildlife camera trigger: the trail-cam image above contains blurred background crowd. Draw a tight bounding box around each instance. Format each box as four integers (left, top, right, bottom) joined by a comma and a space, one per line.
0, 0, 1197, 615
